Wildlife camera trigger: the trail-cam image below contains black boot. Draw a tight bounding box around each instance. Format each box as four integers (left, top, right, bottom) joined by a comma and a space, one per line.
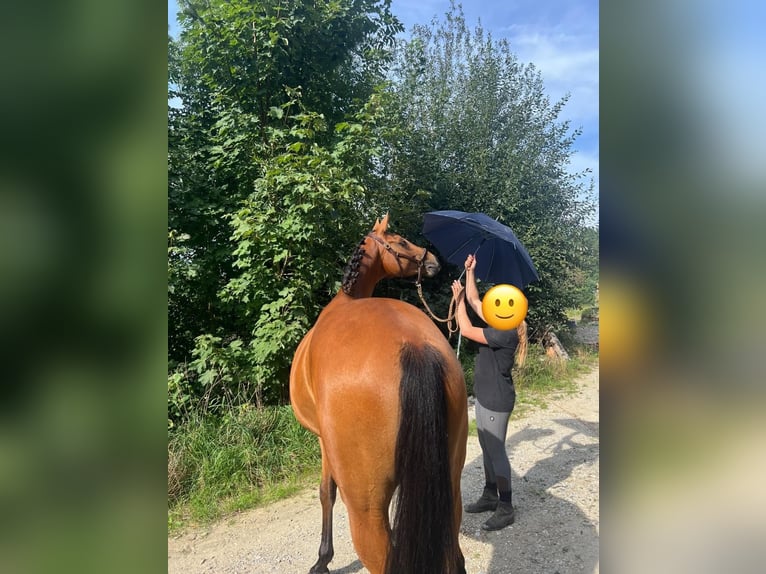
464, 487, 498, 513
481, 501, 515, 530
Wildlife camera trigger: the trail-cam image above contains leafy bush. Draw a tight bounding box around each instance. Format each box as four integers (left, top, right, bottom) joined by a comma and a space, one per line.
167, 371, 193, 429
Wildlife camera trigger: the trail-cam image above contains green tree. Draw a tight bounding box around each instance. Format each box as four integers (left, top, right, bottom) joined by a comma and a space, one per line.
570, 226, 599, 310
168, 0, 402, 415
219, 95, 392, 405
387, 3, 597, 336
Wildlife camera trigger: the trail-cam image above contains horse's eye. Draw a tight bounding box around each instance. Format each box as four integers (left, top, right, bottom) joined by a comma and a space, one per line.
399, 240, 409, 248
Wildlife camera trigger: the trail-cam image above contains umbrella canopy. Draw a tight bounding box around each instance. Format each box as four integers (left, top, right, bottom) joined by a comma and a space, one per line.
422, 210, 539, 287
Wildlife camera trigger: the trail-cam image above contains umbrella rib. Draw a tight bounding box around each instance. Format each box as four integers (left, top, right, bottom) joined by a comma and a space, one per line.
446, 235, 482, 259
484, 239, 496, 281
472, 237, 487, 256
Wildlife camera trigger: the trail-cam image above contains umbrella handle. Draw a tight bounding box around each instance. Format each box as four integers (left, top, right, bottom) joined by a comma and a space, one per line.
462, 242, 486, 281
454, 245, 479, 357
455, 243, 485, 359
456, 242, 483, 282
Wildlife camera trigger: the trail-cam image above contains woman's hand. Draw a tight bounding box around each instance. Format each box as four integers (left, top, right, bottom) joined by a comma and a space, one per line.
451, 280, 465, 300
464, 254, 477, 272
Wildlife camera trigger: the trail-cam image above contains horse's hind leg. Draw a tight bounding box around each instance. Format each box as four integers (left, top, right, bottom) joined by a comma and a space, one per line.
309, 444, 337, 574
451, 454, 467, 574
346, 504, 391, 574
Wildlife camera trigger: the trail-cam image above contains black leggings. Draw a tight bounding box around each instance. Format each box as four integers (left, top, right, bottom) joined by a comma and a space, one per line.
475, 400, 513, 489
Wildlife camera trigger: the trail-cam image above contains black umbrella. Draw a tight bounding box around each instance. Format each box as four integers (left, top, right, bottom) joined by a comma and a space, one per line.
422, 210, 539, 287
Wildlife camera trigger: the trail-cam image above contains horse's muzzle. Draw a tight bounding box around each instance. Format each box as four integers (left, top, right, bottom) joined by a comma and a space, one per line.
423, 254, 441, 278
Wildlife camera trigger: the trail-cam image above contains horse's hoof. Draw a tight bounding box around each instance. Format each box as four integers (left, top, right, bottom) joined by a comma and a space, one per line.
309, 566, 329, 574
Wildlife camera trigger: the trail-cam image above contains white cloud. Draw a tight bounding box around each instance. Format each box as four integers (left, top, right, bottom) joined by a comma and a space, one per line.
508, 30, 599, 125
506, 27, 600, 204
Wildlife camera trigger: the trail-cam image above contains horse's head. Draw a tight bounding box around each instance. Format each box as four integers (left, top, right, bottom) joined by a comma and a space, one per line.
368, 214, 441, 279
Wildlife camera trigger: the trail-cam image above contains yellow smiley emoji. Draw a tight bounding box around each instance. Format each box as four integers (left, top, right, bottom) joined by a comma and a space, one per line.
481, 284, 528, 330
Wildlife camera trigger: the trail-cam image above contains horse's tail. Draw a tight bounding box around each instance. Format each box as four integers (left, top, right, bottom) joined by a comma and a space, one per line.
385, 343, 461, 574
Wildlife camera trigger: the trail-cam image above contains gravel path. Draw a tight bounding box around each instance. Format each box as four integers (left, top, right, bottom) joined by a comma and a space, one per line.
169, 367, 599, 574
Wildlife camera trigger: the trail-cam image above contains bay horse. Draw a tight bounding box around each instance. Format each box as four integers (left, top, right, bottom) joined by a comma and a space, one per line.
290, 214, 468, 574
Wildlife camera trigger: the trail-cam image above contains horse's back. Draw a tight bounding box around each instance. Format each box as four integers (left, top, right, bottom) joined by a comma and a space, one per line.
292, 296, 466, 449
313, 296, 460, 361
290, 295, 464, 432
314, 297, 462, 394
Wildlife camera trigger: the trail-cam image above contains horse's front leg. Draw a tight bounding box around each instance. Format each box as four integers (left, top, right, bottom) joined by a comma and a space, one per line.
309, 450, 337, 574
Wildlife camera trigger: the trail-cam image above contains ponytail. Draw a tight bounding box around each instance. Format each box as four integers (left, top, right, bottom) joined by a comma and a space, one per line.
515, 321, 528, 368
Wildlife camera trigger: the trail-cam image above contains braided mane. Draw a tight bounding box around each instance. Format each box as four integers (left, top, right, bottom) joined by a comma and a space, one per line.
341, 239, 366, 295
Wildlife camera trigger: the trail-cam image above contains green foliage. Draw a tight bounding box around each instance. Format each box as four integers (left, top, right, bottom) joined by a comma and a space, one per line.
173, 0, 402, 131
458, 346, 477, 396
217, 95, 395, 405
581, 306, 600, 323
168, 0, 403, 410
569, 226, 599, 309
167, 371, 193, 429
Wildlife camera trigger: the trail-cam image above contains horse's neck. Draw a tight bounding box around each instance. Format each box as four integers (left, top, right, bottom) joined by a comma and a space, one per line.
341, 273, 381, 299
339, 252, 388, 300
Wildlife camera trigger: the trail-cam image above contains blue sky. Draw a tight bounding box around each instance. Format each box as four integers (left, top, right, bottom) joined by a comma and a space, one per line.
389, 1, 599, 197
686, 0, 766, 193
169, 0, 599, 215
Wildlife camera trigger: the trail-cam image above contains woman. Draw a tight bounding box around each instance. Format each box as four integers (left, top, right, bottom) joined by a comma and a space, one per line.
451, 254, 527, 531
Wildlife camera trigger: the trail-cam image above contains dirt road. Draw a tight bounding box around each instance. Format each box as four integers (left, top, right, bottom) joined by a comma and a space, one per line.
169, 367, 599, 574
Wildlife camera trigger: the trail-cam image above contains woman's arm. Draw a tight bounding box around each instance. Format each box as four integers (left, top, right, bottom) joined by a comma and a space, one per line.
464, 255, 487, 323
451, 280, 488, 345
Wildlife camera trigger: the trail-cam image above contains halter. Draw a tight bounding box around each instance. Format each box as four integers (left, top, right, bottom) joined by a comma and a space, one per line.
366, 233, 458, 333
366, 233, 427, 283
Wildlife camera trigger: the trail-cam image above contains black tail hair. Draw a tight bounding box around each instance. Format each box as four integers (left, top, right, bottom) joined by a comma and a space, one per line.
385, 343, 461, 574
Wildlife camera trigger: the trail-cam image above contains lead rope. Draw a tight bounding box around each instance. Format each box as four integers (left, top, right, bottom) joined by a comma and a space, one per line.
415, 280, 459, 336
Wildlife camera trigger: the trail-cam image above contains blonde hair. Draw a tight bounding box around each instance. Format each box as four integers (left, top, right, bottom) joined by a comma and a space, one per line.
515, 320, 528, 368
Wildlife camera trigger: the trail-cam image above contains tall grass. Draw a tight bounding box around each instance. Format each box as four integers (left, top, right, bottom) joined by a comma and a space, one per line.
168, 404, 321, 532
513, 344, 597, 412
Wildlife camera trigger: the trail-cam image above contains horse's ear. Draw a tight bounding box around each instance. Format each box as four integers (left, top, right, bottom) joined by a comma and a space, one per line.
375, 213, 390, 233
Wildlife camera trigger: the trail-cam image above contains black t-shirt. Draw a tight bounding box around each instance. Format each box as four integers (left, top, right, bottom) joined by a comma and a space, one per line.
473, 327, 519, 412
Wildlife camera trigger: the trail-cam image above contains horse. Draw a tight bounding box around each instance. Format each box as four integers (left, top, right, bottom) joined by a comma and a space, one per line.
289, 214, 468, 574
